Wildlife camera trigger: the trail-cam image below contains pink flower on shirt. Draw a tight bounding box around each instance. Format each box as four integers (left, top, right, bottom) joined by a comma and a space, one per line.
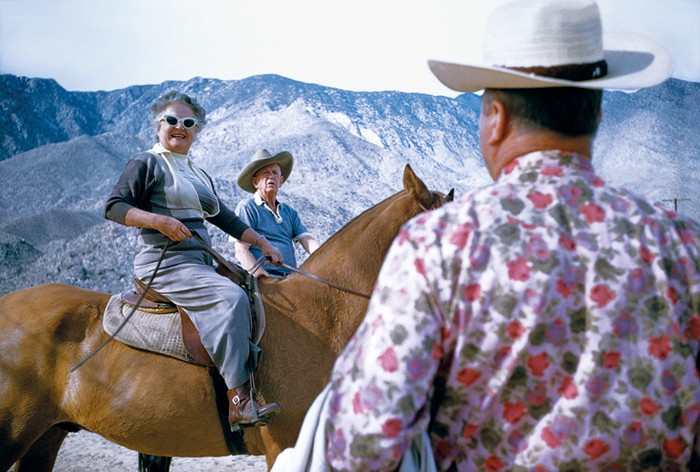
450, 224, 472, 249
527, 191, 553, 209
463, 283, 481, 301
378, 347, 398, 372
508, 257, 531, 281
590, 284, 616, 308
580, 202, 606, 223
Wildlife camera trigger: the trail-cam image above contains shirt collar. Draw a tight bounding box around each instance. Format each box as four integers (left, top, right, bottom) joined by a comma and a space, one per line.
254, 192, 282, 208
498, 150, 594, 182
254, 192, 284, 223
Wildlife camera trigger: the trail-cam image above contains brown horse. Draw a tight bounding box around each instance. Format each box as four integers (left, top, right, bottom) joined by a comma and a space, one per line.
0, 165, 453, 471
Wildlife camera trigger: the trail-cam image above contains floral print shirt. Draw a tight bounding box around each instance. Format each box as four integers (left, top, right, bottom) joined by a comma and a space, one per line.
326, 150, 700, 471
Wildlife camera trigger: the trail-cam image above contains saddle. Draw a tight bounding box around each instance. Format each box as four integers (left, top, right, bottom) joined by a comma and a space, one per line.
116, 262, 266, 368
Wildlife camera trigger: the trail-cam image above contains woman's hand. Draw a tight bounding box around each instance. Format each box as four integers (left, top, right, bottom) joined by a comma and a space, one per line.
155, 215, 192, 241
124, 208, 191, 241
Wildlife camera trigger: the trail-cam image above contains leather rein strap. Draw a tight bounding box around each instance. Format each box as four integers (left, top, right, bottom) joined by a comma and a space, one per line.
191, 233, 371, 300
281, 263, 371, 300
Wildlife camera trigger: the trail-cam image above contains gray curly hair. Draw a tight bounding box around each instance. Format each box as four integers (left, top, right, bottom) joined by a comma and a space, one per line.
150, 91, 207, 135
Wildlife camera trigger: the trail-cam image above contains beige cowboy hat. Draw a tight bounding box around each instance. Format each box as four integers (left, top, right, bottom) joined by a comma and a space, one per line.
237, 149, 294, 193
428, 0, 673, 92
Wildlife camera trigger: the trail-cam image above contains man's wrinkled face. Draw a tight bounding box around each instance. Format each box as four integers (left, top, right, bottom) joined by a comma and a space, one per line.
253, 163, 284, 194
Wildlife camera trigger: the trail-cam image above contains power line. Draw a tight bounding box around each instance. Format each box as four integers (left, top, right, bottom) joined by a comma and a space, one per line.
662, 197, 691, 212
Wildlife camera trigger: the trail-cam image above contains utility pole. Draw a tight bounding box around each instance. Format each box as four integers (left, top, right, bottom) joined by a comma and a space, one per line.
662, 197, 690, 212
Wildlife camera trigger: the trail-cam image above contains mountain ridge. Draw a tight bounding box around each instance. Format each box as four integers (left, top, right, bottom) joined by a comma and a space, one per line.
1, 73, 698, 296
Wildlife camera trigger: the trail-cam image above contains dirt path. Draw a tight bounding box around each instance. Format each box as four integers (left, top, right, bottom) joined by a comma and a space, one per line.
11, 430, 267, 471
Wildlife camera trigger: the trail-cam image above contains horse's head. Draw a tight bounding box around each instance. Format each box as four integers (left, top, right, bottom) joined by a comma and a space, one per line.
402, 163, 455, 214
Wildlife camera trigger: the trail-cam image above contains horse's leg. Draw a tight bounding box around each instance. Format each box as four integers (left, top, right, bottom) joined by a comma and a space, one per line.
11, 426, 69, 472
138, 453, 172, 472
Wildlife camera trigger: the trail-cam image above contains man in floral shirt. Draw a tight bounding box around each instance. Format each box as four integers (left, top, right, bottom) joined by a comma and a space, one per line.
325, 1, 700, 470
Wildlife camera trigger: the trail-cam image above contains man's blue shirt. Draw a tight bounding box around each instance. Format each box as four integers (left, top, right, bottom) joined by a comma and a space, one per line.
234, 194, 310, 276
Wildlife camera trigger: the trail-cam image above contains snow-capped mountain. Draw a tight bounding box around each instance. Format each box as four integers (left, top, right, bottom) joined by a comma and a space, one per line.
1, 73, 698, 296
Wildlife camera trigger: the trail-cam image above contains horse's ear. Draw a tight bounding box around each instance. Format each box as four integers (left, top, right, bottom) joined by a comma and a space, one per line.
403, 164, 432, 207
447, 188, 455, 202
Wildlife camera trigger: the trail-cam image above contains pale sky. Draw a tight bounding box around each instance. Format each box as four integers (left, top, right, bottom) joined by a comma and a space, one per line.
0, 0, 698, 97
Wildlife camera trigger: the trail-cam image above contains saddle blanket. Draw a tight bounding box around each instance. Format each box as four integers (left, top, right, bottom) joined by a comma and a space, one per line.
103, 295, 197, 364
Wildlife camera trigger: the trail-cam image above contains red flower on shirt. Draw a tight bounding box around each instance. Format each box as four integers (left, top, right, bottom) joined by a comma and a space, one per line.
558, 375, 579, 400
507, 320, 526, 340
685, 316, 700, 341
558, 233, 576, 251
602, 351, 621, 369
663, 437, 686, 460
527, 352, 549, 377
580, 202, 606, 224
381, 418, 402, 438
378, 347, 398, 372
431, 341, 443, 360
639, 246, 655, 264
463, 283, 481, 302
527, 191, 553, 209
507, 257, 531, 281
556, 278, 572, 298
484, 455, 505, 472
648, 334, 671, 360
502, 401, 527, 425
456, 367, 482, 386
463, 423, 478, 439
583, 438, 610, 460
639, 397, 660, 416
590, 284, 616, 308
541, 426, 561, 448
666, 286, 679, 305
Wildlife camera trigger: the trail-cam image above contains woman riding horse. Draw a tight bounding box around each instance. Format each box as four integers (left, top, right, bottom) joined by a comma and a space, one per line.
104, 91, 281, 431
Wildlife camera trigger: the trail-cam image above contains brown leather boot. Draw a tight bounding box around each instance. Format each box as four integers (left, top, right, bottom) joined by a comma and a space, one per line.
228, 382, 280, 432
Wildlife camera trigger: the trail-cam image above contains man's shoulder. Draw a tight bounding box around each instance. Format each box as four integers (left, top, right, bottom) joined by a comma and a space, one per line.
237, 196, 257, 208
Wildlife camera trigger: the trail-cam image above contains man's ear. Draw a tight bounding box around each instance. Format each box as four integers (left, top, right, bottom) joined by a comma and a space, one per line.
484, 98, 508, 145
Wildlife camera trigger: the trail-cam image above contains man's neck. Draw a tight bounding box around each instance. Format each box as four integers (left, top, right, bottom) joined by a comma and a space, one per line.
490, 131, 593, 180
257, 191, 278, 211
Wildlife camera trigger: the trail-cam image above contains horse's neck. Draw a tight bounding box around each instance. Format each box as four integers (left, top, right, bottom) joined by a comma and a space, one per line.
306, 192, 411, 285
290, 191, 416, 349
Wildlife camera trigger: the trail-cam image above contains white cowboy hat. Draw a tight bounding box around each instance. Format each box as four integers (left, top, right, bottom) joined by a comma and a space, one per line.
237, 149, 294, 193
428, 0, 673, 92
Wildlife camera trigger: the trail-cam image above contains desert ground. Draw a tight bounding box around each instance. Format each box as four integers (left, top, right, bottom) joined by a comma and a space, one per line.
11, 430, 267, 471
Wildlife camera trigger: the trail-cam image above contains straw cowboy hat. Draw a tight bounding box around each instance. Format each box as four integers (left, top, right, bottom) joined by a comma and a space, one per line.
428, 0, 673, 92
237, 149, 294, 193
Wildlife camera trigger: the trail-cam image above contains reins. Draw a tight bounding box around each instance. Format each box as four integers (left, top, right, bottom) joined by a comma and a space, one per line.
281, 263, 371, 299
192, 233, 371, 300
70, 238, 171, 372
